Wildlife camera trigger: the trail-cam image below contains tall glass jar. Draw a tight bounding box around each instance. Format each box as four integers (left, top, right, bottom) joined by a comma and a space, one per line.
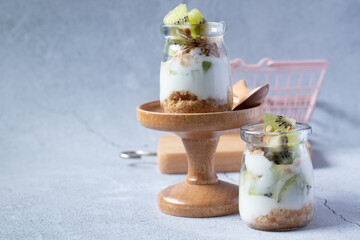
160, 22, 233, 113
239, 123, 314, 231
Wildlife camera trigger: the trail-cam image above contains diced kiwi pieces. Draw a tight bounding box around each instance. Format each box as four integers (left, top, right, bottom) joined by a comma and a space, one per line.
188, 8, 206, 38
163, 4, 189, 25
263, 113, 296, 132
202, 61, 212, 73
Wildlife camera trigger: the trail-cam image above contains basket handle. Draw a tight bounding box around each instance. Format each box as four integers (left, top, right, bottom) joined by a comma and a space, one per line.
231, 58, 329, 70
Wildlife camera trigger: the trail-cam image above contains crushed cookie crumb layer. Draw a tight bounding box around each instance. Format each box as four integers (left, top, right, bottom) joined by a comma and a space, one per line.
247, 201, 315, 231
161, 90, 230, 113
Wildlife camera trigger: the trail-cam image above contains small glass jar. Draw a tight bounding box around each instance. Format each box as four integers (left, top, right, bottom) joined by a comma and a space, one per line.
239, 123, 314, 231
159, 22, 233, 113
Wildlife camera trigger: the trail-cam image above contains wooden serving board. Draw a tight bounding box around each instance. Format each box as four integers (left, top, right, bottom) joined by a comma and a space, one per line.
158, 132, 312, 174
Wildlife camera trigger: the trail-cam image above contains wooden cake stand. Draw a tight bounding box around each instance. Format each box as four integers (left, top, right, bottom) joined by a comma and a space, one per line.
137, 100, 262, 217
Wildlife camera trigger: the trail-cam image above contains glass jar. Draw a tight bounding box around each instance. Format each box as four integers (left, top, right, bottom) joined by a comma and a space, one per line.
159, 22, 233, 113
239, 123, 314, 231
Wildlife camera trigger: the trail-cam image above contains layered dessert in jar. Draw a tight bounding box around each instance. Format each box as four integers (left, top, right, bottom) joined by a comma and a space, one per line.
239, 113, 314, 231
160, 4, 232, 113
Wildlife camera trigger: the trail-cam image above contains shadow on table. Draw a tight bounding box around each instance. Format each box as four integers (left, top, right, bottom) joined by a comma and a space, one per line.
300, 197, 360, 231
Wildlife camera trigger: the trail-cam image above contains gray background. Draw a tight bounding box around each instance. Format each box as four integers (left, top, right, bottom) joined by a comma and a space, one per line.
1, 0, 360, 239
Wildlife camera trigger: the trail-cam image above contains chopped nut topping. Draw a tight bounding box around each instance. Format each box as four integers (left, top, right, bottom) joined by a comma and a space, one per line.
250, 146, 264, 153
265, 125, 273, 132
284, 166, 293, 174
249, 171, 259, 180
184, 28, 192, 38
177, 36, 221, 58
253, 149, 264, 155
263, 135, 272, 144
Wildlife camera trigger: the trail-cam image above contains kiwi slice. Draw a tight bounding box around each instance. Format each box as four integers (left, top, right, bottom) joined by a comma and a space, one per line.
263, 113, 299, 164
265, 131, 302, 164
163, 4, 189, 25
277, 174, 310, 203
248, 177, 275, 197
163, 4, 190, 46
277, 175, 297, 203
263, 113, 296, 132
188, 8, 206, 38
188, 8, 206, 24
163, 5, 207, 40
264, 147, 295, 165
266, 132, 301, 148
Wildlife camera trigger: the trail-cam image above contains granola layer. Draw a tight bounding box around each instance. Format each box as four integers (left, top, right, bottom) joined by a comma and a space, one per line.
176, 35, 221, 58
248, 201, 315, 231
161, 90, 230, 113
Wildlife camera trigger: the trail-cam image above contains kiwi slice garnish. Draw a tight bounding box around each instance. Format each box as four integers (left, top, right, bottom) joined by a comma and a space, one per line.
263, 113, 296, 132
188, 8, 206, 38
277, 173, 310, 203
262, 113, 300, 165
188, 8, 206, 24
163, 4, 207, 43
163, 4, 189, 25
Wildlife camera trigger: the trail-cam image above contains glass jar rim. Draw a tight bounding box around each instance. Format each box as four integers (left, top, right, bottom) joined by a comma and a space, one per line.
160, 21, 227, 37
161, 21, 226, 28
240, 122, 312, 144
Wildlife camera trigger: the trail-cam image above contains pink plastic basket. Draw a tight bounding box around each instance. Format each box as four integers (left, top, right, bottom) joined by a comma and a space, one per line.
230, 58, 329, 123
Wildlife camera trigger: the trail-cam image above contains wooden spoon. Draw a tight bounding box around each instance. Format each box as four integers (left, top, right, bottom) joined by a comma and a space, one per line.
232, 80, 269, 111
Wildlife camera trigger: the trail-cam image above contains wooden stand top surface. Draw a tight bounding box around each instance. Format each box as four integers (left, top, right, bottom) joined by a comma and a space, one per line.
137, 100, 263, 133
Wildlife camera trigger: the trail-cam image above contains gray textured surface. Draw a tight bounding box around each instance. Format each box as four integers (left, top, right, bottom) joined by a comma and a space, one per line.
1, 0, 360, 239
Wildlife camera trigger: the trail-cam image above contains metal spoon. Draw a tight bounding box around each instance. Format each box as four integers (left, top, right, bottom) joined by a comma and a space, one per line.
120, 150, 157, 159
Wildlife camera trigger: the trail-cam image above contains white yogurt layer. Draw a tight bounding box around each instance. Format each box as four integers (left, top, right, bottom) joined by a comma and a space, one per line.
160, 48, 231, 101
239, 148, 314, 224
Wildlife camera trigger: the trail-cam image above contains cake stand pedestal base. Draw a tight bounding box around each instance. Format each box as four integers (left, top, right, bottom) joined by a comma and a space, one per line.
158, 180, 238, 218
137, 100, 262, 217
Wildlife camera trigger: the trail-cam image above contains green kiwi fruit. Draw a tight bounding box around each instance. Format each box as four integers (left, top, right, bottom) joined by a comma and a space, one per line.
277, 173, 311, 203
163, 4, 190, 46
263, 113, 296, 132
264, 133, 301, 165
264, 146, 296, 165
163, 4, 189, 25
263, 113, 300, 164
188, 8, 206, 38
163, 4, 207, 42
